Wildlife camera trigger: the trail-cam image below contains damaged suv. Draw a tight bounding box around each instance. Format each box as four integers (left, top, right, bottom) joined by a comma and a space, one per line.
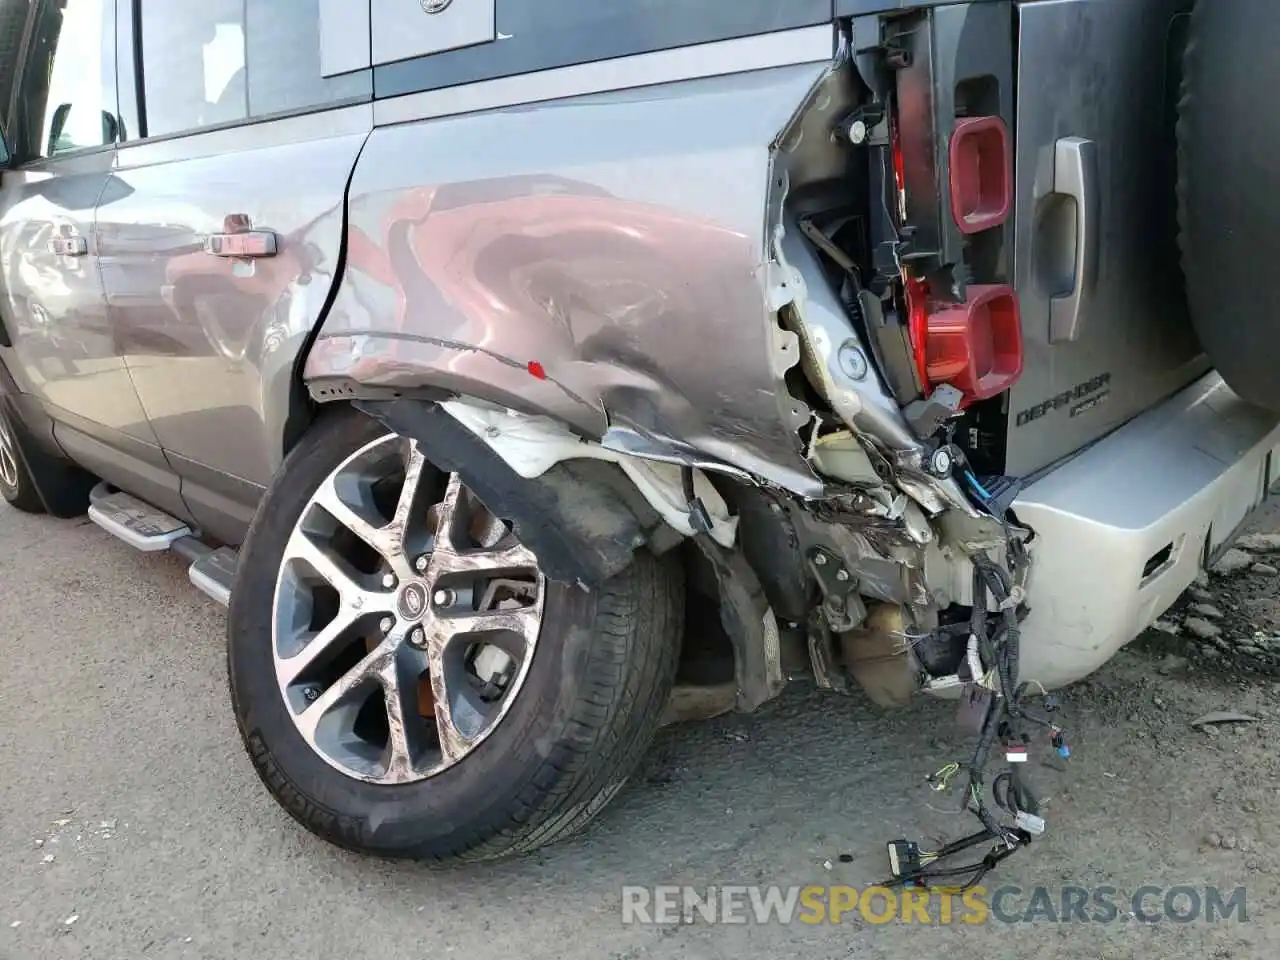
1, 0, 1275, 868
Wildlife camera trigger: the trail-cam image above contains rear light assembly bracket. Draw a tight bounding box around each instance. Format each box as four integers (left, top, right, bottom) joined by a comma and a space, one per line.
890, 2, 1016, 291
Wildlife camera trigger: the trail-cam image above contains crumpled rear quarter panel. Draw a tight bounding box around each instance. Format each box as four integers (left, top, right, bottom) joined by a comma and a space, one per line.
304, 64, 828, 492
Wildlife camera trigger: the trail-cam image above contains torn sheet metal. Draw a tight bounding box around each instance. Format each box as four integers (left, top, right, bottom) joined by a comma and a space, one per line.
441, 400, 738, 548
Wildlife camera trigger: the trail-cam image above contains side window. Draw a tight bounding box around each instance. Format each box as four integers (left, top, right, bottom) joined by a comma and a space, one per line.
373, 0, 832, 99
14, 0, 118, 160
139, 0, 247, 137
246, 0, 370, 117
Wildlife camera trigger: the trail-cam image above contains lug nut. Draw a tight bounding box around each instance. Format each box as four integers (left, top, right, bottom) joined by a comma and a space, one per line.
836, 569, 850, 582
379, 616, 394, 634
814, 554, 827, 566
415, 555, 429, 573
408, 626, 427, 649
302, 687, 320, 703
433, 588, 455, 607
381, 573, 397, 589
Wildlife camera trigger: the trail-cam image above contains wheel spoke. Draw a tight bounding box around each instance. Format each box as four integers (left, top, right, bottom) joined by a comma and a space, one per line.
429, 472, 537, 575
0, 421, 18, 488
426, 606, 541, 654
387, 443, 428, 545
283, 530, 365, 601
312, 473, 390, 558
466, 540, 539, 573
295, 642, 390, 741
277, 603, 366, 687
432, 473, 467, 558
425, 656, 470, 764
379, 658, 421, 781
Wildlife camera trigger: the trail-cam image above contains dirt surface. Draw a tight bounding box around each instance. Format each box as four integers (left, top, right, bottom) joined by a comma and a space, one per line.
5, 502, 1280, 959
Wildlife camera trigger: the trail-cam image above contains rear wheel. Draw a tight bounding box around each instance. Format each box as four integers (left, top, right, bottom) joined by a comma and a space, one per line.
0, 409, 46, 514
228, 407, 683, 860
1178, 0, 1280, 410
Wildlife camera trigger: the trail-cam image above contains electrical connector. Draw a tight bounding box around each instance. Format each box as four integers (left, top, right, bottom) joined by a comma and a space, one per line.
1050, 730, 1071, 759
887, 839, 922, 878
1014, 811, 1046, 836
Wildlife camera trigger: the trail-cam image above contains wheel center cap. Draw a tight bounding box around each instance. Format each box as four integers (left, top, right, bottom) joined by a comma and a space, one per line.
397, 581, 429, 621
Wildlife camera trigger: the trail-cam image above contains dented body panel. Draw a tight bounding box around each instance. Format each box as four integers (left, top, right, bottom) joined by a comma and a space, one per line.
303, 65, 831, 495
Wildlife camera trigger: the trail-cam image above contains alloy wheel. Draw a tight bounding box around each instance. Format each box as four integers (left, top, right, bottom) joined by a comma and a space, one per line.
0, 415, 20, 490
271, 434, 545, 785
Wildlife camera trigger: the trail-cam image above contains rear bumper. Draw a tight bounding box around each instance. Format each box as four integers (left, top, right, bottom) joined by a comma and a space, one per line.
1012, 372, 1280, 689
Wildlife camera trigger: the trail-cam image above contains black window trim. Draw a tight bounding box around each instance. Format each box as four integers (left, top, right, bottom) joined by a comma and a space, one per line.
372, 0, 836, 101
10, 0, 124, 168
2, 1, 39, 142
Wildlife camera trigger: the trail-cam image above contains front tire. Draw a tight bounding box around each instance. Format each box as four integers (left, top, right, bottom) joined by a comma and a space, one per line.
228, 406, 683, 860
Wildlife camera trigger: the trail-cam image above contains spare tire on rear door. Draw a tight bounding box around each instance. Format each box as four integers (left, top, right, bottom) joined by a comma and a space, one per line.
1178, 0, 1280, 411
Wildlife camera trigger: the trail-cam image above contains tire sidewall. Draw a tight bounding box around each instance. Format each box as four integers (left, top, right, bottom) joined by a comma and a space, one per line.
228, 408, 615, 854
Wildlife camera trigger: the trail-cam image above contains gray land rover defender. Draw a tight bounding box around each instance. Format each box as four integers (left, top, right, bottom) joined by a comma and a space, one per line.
0, 0, 1272, 871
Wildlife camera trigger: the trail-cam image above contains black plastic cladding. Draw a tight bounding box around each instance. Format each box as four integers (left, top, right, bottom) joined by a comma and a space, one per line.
374, 0, 833, 99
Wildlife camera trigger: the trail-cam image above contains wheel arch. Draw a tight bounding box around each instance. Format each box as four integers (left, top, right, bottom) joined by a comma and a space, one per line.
352, 396, 787, 711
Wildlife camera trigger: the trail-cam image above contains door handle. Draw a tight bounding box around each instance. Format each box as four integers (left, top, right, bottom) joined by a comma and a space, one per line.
48, 235, 88, 257
1048, 137, 1100, 344
204, 230, 277, 259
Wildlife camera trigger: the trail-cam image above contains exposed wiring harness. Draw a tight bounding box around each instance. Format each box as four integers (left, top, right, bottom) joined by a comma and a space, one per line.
881, 472, 1070, 890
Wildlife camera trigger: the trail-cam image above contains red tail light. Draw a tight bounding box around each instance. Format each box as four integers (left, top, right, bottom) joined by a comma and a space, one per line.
895, 105, 1020, 405
949, 116, 1011, 235
921, 284, 1023, 403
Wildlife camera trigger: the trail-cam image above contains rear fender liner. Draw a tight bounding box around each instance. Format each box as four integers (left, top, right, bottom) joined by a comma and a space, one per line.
355, 398, 677, 586
690, 535, 784, 712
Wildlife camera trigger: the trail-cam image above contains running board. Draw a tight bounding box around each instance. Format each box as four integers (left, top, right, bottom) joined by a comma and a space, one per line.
87, 483, 236, 607
88, 485, 191, 550
188, 546, 236, 607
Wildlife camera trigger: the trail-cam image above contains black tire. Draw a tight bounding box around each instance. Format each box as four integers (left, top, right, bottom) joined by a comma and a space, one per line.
228, 406, 684, 860
0, 407, 46, 514
1178, 0, 1280, 411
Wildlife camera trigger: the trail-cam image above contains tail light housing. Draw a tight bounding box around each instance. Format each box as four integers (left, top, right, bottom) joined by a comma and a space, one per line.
919, 284, 1023, 404
949, 116, 1012, 235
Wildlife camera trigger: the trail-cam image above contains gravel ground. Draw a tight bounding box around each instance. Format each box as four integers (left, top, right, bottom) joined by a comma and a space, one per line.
5, 501, 1280, 959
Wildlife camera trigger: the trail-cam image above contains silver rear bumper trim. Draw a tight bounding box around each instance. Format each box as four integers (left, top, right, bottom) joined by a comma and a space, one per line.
1012, 372, 1280, 688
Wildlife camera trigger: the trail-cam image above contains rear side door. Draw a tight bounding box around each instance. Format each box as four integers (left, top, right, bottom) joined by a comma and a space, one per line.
1004, 0, 1208, 475
0, 0, 157, 446
97, 0, 372, 544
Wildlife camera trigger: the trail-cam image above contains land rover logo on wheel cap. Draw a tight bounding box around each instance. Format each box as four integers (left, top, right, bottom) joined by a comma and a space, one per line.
398, 582, 428, 620
421, 0, 452, 13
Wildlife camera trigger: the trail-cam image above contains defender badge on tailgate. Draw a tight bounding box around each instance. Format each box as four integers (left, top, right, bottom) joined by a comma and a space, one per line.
1015, 372, 1112, 427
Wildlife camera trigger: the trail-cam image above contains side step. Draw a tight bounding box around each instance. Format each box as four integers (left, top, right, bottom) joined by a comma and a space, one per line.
87, 484, 236, 607
87, 485, 190, 551
188, 546, 237, 608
